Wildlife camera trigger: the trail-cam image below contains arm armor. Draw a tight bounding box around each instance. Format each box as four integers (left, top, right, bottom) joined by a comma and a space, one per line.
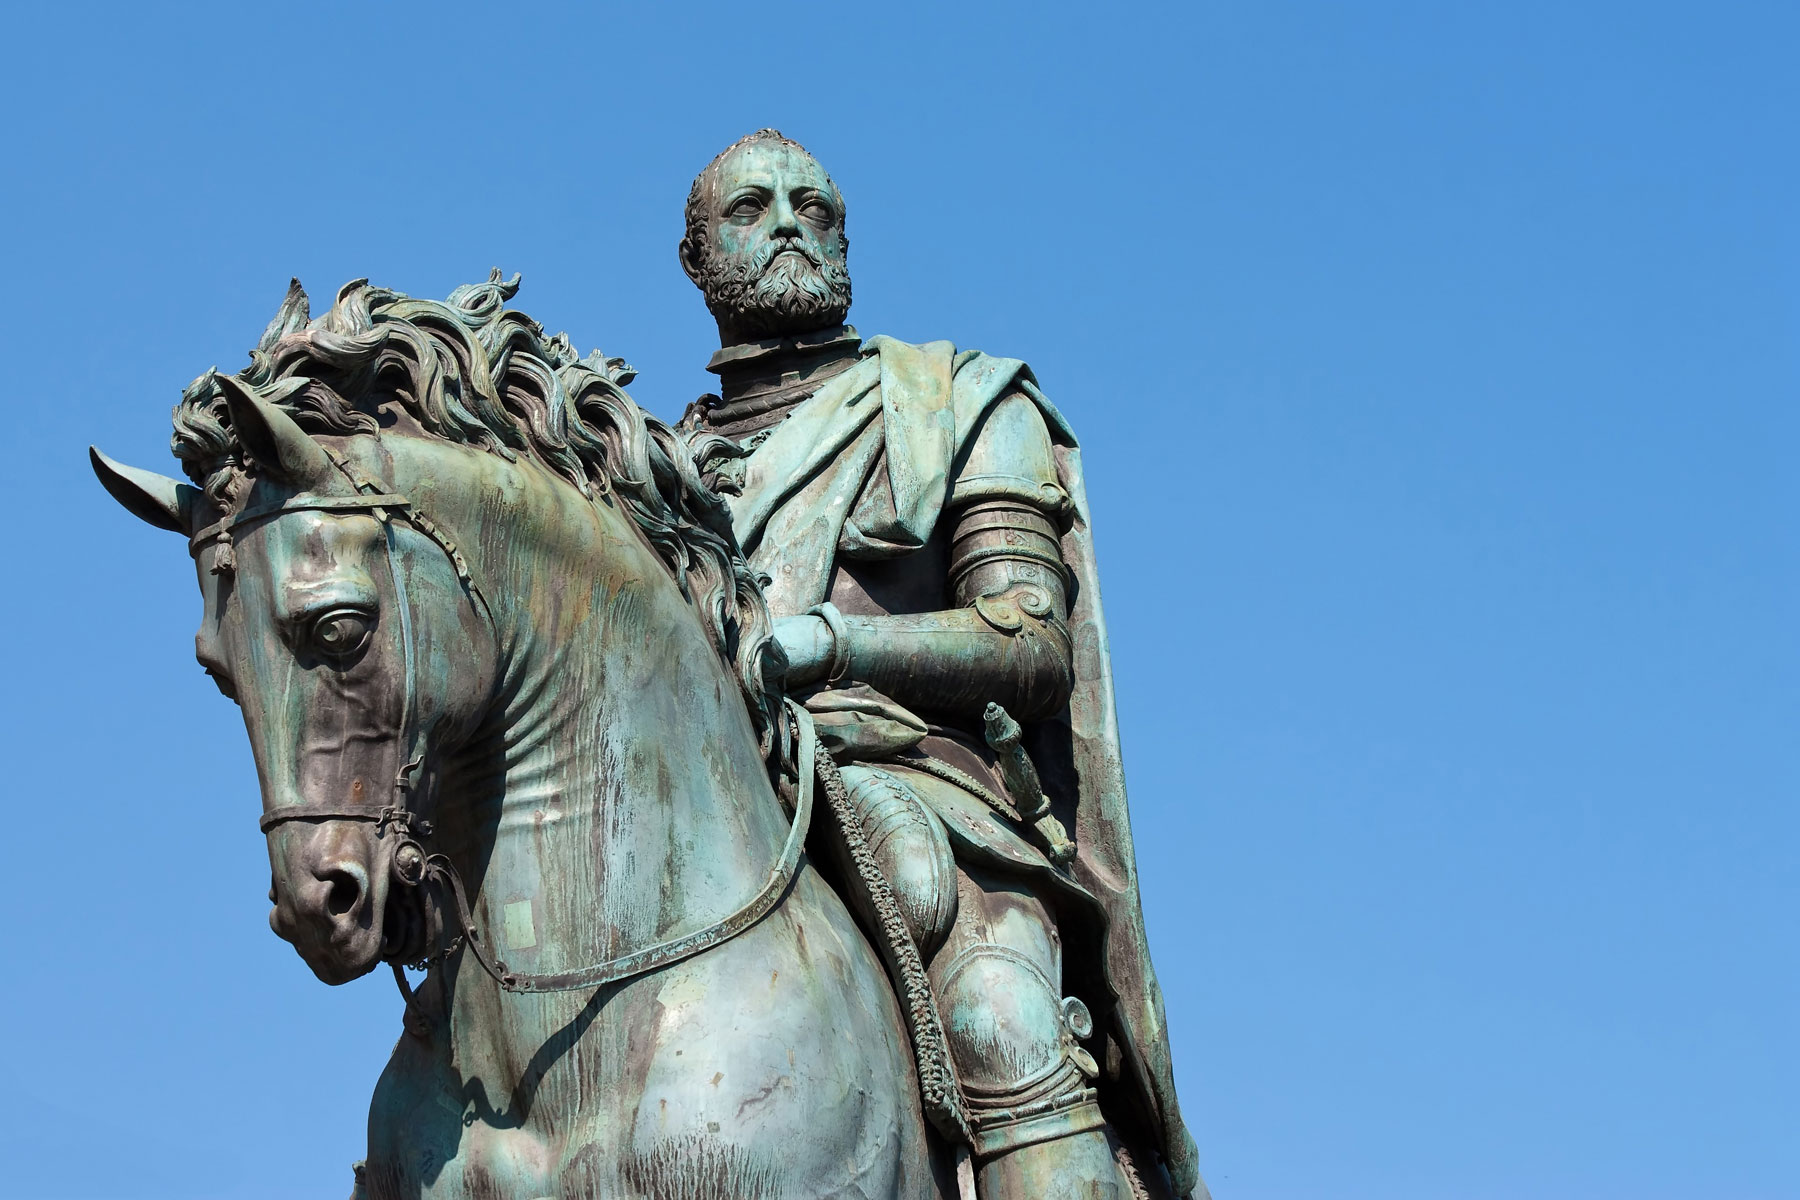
834, 500, 1073, 722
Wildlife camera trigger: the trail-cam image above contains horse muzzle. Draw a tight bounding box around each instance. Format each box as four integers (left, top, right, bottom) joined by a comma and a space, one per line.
268, 821, 394, 984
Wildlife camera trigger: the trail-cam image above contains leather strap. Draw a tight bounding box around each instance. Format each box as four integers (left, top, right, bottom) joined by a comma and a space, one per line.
259, 803, 430, 837
189, 493, 411, 556
437, 701, 817, 994
229, 448, 802, 1004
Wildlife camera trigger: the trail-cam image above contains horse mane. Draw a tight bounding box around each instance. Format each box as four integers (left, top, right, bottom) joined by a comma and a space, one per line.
169, 271, 788, 762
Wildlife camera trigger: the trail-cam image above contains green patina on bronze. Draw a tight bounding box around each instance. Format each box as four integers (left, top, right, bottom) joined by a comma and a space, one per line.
676, 130, 1204, 1200
95, 275, 939, 1197
90, 131, 1205, 1200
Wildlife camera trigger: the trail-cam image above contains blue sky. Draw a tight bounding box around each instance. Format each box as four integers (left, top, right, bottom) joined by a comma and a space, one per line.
1, 3, 1793, 1197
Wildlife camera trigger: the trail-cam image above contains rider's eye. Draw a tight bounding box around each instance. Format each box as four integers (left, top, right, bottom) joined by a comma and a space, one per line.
728, 196, 763, 218
800, 200, 832, 225
308, 608, 373, 661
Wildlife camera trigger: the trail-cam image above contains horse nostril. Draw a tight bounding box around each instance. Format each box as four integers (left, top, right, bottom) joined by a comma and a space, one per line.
323, 869, 363, 917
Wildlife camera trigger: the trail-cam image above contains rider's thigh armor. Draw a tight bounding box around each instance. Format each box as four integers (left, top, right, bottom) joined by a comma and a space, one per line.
837, 765, 959, 958
835, 762, 1106, 1161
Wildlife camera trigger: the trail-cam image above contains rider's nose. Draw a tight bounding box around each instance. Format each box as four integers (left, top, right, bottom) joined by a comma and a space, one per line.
770, 194, 800, 237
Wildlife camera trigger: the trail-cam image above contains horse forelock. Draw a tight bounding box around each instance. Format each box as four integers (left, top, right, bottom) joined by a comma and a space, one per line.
168, 271, 789, 765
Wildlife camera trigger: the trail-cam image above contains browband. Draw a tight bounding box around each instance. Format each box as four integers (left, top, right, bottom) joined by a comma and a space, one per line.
189, 494, 412, 557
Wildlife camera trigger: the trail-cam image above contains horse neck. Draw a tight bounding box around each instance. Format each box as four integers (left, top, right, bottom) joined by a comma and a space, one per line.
384, 436, 792, 995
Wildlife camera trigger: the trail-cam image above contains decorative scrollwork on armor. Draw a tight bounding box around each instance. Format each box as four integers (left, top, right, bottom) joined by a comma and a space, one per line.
950, 499, 1071, 614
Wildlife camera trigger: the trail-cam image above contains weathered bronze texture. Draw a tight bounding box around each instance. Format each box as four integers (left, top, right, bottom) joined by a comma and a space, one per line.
94, 276, 940, 1197
678, 130, 1205, 1199
88, 133, 1204, 1200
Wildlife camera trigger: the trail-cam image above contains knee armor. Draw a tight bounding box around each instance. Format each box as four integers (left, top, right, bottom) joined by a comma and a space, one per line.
835, 765, 1107, 1160
934, 939, 1105, 1158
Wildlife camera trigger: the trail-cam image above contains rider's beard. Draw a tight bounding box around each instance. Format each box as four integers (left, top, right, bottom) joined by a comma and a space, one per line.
701, 237, 852, 340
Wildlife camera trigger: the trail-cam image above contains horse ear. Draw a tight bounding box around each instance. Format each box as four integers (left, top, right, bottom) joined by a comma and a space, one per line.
90, 447, 196, 533
217, 373, 335, 487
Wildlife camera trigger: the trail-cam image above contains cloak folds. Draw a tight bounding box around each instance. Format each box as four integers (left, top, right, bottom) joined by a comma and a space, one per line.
715, 335, 1205, 1197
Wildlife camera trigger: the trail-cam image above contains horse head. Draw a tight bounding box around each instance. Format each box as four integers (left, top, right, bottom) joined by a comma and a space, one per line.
90, 275, 947, 1197
95, 367, 497, 984
91, 273, 784, 990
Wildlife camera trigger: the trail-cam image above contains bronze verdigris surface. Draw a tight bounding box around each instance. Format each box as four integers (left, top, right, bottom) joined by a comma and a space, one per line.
676, 131, 1203, 1200
90, 139, 1204, 1200
93, 277, 940, 1198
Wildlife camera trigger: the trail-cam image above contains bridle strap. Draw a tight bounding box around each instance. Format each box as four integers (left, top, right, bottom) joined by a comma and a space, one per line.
237, 449, 811, 1000
246, 449, 450, 844
259, 803, 431, 837
189, 494, 412, 557
439, 702, 817, 995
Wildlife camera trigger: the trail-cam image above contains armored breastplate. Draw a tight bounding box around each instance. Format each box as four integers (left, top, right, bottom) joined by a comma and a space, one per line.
700, 327, 952, 620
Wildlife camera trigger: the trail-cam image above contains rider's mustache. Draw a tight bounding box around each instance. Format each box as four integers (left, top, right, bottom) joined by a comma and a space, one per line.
747, 236, 826, 276
699, 228, 851, 337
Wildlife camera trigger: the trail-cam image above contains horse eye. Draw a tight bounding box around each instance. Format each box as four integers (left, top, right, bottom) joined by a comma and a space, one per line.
309, 609, 373, 660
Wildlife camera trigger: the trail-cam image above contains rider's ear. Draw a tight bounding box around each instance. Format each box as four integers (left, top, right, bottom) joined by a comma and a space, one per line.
217, 373, 336, 489
678, 235, 703, 286
89, 446, 197, 533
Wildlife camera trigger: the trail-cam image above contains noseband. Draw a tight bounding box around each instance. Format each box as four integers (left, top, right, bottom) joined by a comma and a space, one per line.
193, 447, 815, 1003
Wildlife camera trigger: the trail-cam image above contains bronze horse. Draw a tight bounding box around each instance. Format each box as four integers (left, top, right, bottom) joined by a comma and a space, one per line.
92, 275, 956, 1198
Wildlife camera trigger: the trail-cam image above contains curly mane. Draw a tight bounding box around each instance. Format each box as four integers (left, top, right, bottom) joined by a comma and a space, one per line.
169, 271, 787, 759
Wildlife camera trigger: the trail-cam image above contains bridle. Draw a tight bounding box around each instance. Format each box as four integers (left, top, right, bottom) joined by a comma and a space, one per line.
189, 448, 815, 1007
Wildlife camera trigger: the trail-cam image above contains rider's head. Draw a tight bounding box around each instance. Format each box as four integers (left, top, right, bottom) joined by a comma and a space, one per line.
679, 130, 852, 345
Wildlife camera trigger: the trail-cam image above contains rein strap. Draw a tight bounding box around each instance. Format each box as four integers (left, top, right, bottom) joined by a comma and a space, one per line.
234, 450, 805, 1000
440, 703, 817, 994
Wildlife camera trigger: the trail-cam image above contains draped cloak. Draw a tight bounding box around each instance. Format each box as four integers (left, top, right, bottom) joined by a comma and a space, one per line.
714, 334, 1205, 1197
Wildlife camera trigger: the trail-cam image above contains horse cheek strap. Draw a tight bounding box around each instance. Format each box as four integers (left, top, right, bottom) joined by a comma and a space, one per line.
250, 463, 815, 1006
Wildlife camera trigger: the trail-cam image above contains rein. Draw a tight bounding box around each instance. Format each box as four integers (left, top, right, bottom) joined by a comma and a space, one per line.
431, 709, 814, 994
209, 452, 814, 1000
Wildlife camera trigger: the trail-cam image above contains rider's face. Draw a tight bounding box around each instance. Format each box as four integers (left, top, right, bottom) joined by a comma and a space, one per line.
707, 141, 845, 277
691, 140, 852, 341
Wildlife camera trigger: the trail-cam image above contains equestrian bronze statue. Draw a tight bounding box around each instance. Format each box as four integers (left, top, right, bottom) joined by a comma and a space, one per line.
89, 134, 1205, 1200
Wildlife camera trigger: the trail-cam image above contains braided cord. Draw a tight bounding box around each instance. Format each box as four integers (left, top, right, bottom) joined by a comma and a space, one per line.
814, 753, 972, 1145
898, 754, 1021, 822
